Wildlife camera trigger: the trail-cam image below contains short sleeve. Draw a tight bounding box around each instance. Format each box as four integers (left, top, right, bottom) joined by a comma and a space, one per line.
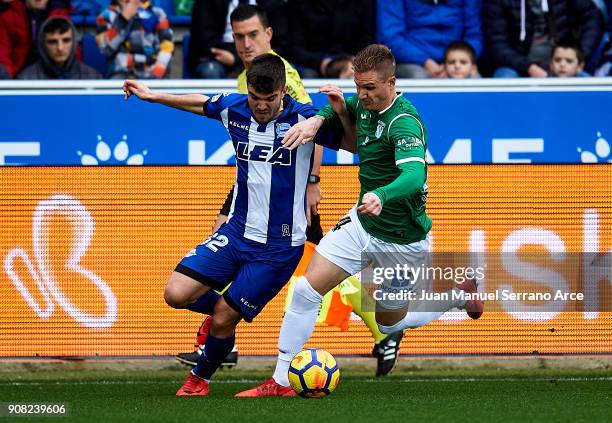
203, 92, 235, 121
388, 114, 426, 167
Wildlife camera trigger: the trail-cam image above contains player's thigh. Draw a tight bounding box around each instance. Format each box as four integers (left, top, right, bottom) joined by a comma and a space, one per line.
169, 228, 239, 306
303, 252, 351, 296
164, 271, 212, 307
370, 235, 430, 322
224, 244, 303, 322
311, 210, 370, 293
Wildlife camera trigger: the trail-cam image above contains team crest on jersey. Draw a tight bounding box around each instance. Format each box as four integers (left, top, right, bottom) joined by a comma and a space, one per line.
276, 123, 291, 138
375, 121, 386, 138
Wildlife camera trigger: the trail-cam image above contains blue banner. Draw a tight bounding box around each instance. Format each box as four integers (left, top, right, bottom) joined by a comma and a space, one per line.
1, 90, 610, 165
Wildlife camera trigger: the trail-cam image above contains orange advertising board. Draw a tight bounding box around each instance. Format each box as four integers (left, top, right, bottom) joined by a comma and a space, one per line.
0, 165, 610, 357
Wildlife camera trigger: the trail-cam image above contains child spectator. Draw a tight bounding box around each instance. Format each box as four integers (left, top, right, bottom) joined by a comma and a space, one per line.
323, 54, 354, 79
96, 0, 174, 79
549, 39, 586, 77
443, 41, 479, 79
484, 0, 604, 78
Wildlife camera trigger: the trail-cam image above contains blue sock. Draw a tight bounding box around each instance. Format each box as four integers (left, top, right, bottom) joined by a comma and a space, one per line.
186, 290, 221, 314
193, 333, 235, 380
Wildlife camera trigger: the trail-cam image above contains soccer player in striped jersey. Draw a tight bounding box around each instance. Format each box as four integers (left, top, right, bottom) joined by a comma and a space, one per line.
236, 44, 484, 397
123, 53, 341, 397
175, 3, 404, 377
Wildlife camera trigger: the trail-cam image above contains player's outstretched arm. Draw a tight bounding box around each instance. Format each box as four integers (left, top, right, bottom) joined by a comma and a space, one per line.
123, 79, 209, 116
282, 116, 326, 150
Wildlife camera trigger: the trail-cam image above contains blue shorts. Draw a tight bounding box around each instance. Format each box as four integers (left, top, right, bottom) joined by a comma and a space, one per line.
175, 223, 304, 322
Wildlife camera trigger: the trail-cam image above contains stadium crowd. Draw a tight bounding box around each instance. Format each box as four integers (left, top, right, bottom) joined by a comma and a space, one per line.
1, 0, 611, 80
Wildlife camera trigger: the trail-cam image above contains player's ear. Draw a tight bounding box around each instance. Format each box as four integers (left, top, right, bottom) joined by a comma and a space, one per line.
281, 84, 288, 97
265, 26, 273, 42
388, 75, 396, 87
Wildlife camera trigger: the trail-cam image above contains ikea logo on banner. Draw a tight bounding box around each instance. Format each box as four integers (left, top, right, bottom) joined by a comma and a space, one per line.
236, 142, 292, 165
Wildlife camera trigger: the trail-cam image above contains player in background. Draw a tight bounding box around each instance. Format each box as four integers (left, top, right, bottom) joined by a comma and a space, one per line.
236, 44, 484, 397
176, 4, 403, 376
124, 54, 344, 396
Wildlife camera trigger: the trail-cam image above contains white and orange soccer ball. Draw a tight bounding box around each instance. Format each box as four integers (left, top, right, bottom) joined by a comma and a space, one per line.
288, 348, 340, 398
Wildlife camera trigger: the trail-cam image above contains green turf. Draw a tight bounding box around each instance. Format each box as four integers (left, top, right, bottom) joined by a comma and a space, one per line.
0, 368, 609, 423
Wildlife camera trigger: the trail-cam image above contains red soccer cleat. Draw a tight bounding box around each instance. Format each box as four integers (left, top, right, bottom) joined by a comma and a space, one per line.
195, 315, 213, 346
176, 372, 209, 396
457, 278, 484, 319
234, 377, 296, 398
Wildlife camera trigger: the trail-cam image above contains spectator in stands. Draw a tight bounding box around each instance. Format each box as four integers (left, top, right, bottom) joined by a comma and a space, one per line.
230, 4, 309, 101
377, 0, 482, 79
96, 0, 174, 79
0, 0, 71, 79
484, 0, 604, 78
187, 0, 289, 79
443, 40, 479, 79
285, 0, 374, 78
323, 54, 354, 79
549, 39, 586, 77
18, 16, 100, 78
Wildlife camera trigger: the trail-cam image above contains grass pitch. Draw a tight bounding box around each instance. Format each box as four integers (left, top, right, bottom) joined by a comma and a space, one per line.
0, 367, 610, 422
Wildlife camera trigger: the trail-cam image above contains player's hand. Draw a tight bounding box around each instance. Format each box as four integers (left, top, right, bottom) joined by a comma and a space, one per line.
210, 48, 235, 67
282, 116, 324, 150
123, 79, 155, 102
306, 182, 323, 226
357, 192, 382, 216
319, 84, 347, 117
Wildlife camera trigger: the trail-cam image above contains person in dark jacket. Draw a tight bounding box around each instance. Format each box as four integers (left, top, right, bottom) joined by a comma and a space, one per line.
18, 15, 100, 79
285, 0, 375, 78
377, 0, 482, 78
483, 0, 604, 77
0, 0, 71, 78
187, 0, 288, 79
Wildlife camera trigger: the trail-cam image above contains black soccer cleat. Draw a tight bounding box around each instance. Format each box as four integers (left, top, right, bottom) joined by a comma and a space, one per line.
374, 330, 404, 377
175, 345, 239, 368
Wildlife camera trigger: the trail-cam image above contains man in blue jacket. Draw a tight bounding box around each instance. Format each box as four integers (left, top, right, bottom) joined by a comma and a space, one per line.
377, 0, 482, 78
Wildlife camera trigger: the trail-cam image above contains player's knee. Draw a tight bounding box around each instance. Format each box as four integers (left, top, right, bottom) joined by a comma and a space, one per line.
290, 276, 322, 313
163, 285, 188, 309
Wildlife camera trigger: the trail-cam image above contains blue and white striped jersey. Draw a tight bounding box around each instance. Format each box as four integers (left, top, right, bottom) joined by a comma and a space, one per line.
204, 93, 337, 247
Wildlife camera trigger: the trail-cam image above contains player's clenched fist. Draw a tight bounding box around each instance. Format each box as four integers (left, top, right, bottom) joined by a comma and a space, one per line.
123, 79, 155, 102
357, 192, 382, 216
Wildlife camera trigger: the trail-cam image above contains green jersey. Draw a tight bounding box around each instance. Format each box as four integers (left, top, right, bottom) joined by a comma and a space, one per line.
318, 93, 431, 244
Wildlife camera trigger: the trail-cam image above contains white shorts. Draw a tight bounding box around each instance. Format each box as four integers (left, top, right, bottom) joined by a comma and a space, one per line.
316, 207, 430, 310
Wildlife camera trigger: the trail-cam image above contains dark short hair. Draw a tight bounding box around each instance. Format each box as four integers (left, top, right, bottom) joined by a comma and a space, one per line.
43, 16, 72, 35
444, 40, 476, 63
353, 44, 395, 78
246, 54, 286, 93
230, 4, 268, 28
551, 38, 585, 63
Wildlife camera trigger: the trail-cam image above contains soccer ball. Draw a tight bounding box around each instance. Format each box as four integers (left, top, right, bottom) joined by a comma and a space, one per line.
288, 348, 340, 398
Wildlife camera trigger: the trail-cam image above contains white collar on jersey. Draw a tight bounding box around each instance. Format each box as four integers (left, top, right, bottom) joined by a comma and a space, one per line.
377, 92, 402, 115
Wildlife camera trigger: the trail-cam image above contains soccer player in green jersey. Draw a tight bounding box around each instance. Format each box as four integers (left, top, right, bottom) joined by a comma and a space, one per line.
236, 44, 484, 397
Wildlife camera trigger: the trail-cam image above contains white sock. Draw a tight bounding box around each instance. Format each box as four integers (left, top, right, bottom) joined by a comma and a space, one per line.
272, 276, 322, 386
